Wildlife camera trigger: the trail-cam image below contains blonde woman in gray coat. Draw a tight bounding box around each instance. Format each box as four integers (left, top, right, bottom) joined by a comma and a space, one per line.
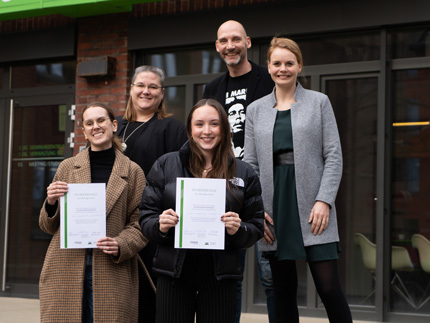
244, 37, 352, 323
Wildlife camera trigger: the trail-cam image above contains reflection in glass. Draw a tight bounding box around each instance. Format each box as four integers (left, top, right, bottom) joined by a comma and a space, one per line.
165, 85, 186, 123
11, 61, 76, 88
388, 27, 430, 59
261, 32, 380, 65
391, 68, 430, 314
7, 105, 65, 285
194, 84, 205, 103
139, 48, 228, 76
326, 77, 378, 306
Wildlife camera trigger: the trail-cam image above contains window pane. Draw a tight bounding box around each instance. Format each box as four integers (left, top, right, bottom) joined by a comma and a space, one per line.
391, 68, 430, 314
11, 61, 76, 88
261, 33, 380, 65
165, 85, 186, 123
194, 84, 205, 103
326, 77, 378, 307
0, 66, 3, 89
388, 26, 430, 59
139, 48, 228, 76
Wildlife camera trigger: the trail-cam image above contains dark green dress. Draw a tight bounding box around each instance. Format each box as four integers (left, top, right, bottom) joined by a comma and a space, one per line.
273, 109, 340, 262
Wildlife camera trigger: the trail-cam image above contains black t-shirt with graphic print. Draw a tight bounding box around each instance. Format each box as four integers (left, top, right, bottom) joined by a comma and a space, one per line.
225, 71, 251, 159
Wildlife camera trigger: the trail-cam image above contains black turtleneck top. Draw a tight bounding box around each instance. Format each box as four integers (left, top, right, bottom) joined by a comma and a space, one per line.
89, 146, 115, 184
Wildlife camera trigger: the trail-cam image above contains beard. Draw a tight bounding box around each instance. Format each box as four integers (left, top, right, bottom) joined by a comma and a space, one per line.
222, 51, 244, 66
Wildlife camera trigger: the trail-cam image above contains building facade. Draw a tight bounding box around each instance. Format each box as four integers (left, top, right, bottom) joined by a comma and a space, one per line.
0, 0, 429, 322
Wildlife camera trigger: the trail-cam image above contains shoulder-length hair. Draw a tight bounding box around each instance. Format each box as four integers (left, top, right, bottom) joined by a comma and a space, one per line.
124, 65, 171, 121
82, 102, 122, 152
186, 98, 236, 182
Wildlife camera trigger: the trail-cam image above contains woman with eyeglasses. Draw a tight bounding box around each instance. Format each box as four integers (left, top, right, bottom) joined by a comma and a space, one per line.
244, 37, 352, 322
116, 65, 188, 323
39, 102, 147, 322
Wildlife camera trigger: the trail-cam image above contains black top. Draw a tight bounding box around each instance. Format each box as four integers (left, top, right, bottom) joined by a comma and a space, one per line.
89, 146, 115, 184
203, 61, 274, 159
116, 113, 188, 176
203, 60, 274, 109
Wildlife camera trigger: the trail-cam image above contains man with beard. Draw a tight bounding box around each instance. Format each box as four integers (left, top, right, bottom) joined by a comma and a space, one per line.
204, 20, 274, 159
203, 20, 275, 323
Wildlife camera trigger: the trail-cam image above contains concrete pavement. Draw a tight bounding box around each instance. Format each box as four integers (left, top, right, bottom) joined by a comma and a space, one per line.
0, 296, 377, 323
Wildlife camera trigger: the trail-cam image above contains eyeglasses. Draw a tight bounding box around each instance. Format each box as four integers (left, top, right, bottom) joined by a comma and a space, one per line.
82, 116, 110, 129
132, 83, 163, 91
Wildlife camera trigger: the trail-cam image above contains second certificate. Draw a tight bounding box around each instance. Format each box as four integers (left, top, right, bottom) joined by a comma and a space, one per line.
175, 177, 226, 250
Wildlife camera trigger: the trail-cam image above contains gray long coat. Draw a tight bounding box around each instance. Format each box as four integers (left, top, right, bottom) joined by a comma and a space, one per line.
244, 83, 342, 247
39, 148, 147, 322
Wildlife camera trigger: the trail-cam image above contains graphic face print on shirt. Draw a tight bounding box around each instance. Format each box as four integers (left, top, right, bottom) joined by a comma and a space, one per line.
225, 78, 248, 159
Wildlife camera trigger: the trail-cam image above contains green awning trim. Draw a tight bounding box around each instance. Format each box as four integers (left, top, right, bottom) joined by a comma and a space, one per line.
0, 0, 160, 21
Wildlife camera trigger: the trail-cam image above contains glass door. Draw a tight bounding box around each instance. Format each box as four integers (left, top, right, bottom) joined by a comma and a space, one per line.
2, 94, 74, 296
390, 68, 430, 314
323, 74, 379, 308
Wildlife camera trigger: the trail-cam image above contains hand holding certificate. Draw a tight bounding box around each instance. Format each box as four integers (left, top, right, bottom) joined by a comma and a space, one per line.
60, 183, 106, 249
175, 177, 226, 250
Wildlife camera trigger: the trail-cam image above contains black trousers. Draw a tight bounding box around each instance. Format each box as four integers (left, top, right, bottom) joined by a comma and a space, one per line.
139, 242, 157, 323
155, 250, 236, 323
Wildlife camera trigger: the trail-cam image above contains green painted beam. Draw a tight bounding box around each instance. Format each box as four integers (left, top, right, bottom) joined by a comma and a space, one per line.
0, 0, 160, 21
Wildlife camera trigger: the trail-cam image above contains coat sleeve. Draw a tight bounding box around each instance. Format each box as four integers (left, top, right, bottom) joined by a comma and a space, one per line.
243, 103, 260, 176
139, 158, 174, 245
315, 96, 343, 207
226, 165, 264, 249
39, 160, 69, 235
113, 163, 148, 263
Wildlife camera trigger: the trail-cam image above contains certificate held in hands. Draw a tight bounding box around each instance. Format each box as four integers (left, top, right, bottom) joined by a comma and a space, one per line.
60, 183, 106, 249
175, 177, 226, 250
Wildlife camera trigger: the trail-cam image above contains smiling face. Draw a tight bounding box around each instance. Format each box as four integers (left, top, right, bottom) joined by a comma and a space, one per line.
82, 106, 117, 151
268, 47, 302, 87
191, 105, 222, 159
130, 71, 165, 117
216, 21, 251, 66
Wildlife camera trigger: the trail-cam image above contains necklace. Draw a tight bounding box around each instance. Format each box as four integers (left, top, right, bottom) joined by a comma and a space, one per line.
121, 121, 145, 151
203, 167, 212, 173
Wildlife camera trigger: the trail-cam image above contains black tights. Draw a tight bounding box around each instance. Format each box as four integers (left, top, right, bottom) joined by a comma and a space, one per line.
269, 258, 352, 323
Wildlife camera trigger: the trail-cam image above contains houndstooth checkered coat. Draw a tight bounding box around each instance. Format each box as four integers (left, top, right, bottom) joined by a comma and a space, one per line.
39, 148, 147, 322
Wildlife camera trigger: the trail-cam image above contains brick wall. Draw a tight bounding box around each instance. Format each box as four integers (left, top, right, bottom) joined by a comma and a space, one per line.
0, 14, 74, 33
74, 13, 131, 153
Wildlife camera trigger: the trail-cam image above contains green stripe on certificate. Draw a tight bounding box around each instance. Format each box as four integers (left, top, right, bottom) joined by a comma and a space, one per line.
64, 193, 68, 248
179, 179, 184, 247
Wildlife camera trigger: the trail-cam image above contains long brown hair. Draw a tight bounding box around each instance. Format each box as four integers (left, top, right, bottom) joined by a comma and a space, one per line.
186, 98, 236, 182
124, 65, 171, 121
82, 102, 122, 151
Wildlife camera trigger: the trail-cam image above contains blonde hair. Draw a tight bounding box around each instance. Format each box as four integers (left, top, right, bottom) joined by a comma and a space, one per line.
124, 65, 171, 121
267, 37, 303, 67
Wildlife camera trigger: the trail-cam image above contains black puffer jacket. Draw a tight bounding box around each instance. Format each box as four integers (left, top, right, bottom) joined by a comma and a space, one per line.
139, 142, 264, 280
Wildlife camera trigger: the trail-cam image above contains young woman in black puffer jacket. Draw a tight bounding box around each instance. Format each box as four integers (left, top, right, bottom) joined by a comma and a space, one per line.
139, 98, 264, 323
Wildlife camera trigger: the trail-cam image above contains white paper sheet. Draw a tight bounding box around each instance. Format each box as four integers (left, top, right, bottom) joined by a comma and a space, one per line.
60, 183, 106, 249
175, 177, 226, 250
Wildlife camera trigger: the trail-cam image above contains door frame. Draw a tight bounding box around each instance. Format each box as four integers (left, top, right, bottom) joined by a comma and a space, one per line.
0, 92, 75, 297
